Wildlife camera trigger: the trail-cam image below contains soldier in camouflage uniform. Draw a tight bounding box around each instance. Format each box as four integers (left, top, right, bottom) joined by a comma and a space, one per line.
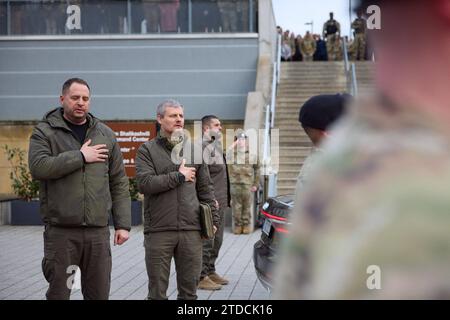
274, 0, 450, 299
227, 133, 260, 234
217, 0, 238, 32
300, 31, 317, 62
351, 11, 367, 61
322, 12, 341, 61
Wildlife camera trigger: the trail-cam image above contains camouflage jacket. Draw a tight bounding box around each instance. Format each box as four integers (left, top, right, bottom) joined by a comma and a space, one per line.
274, 95, 450, 299
227, 149, 260, 186
351, 18, 366, 34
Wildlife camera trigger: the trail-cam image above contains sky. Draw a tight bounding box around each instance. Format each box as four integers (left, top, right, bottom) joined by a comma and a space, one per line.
272, 0, 357, 38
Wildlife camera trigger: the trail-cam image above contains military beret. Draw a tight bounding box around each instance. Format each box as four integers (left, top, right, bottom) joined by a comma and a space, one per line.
298, 93, 351, 130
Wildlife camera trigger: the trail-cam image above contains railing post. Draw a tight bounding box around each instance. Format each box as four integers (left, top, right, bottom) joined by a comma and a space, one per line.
188, 0, 192, 33
7, 1, 11, 36
249, 0, 253, 33
127, 0, 132, 34
276, 33, 281, 84
351, 63, 358, 96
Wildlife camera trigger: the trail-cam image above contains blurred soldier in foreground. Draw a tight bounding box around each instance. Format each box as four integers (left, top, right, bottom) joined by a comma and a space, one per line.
275, 0, 450, 299
322, 12, 341, 61
296, 94, 350, 188
228, 133, 260, 234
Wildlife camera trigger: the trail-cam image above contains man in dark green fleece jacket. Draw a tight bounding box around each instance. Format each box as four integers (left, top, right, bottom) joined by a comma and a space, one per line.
136, 99, 219, 300
28, 78, 131, 300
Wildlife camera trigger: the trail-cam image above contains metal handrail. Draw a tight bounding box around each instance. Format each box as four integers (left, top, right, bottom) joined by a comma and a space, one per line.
342, 37, 358, 96
350, 62, 358, 96
276, 33, 281, 84
262, 33, 281, 198
263, 33, 281, 163
343, 37, 349, 73
270, 33, 282, 128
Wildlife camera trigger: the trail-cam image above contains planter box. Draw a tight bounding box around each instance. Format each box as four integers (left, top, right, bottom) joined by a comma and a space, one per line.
10, 199, 42, 226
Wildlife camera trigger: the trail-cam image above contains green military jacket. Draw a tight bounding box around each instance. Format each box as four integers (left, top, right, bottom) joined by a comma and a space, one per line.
136, 132, 219, 234
28, 108, 131, 230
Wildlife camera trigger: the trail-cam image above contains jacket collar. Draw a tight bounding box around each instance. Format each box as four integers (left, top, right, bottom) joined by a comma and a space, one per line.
43, 107, 97, 132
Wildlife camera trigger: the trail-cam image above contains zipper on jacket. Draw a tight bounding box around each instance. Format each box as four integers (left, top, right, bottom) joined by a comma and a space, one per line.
81, 123, 95, 226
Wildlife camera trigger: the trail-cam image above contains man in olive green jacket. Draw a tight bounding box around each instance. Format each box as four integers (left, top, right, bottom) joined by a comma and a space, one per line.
198, 115, 231, 291
136, 99, 219, 300
28, 78, 131, 300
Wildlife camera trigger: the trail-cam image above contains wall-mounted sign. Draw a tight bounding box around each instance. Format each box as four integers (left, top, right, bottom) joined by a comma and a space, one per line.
105, 122, 157, 177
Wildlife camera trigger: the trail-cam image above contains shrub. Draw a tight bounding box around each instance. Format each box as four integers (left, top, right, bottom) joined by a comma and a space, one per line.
3, 145, 39, 201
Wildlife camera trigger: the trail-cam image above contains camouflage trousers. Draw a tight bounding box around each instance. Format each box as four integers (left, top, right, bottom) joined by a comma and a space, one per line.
351, 33, 366, 61
326, 34, 340, 61
230, 184, 252, 227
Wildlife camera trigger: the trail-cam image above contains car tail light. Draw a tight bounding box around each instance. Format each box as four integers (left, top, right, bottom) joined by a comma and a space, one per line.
261, 209, 287, 222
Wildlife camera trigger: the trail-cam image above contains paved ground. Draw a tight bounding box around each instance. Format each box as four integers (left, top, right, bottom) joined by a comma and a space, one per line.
0, 225, 271, 300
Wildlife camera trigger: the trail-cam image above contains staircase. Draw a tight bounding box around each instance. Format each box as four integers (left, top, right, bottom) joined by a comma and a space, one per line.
274, 61, 347, 195
354, 61, 376, 96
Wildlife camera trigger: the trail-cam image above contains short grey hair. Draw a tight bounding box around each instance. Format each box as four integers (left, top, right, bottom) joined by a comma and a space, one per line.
156, 99, 184, 117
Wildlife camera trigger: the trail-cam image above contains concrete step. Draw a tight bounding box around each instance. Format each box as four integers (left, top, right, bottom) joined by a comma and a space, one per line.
279, 83, 346, 87
277, 169, 301, 180
277, 88, 347, 93
277, 178, 298, 188
279, 157, 308, 165
281, 62, 344, 70
275, 109, 304, 114
279, 80, 346, 84
276, 100, 315, 105
274, 118, 303, 124
276, 186, 296, 196
275, 105, 304, 109
278, 165, 303, 173
279, 131, 310, 138
275, 115, 303, 121
274, 123, 303, 130
279, 142, 312, 148
276, 146, 311, 155
277, 90, 346, 97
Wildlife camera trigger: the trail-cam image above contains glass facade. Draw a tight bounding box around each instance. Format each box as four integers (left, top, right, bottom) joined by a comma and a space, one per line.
0, 0, 257, 36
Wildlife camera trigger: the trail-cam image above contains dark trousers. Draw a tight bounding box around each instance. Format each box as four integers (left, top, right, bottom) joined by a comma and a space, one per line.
201, 207, 227, 278
144, 230, 202, 300
42, 225, 112, 300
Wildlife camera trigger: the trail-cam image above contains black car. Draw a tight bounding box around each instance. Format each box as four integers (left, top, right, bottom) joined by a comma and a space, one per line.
253, 194, 294, 292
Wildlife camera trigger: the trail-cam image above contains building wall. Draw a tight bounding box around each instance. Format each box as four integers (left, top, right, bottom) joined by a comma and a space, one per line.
0, 35, 258, 121
0, 34, 257, 195
0, 120, 243, 195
